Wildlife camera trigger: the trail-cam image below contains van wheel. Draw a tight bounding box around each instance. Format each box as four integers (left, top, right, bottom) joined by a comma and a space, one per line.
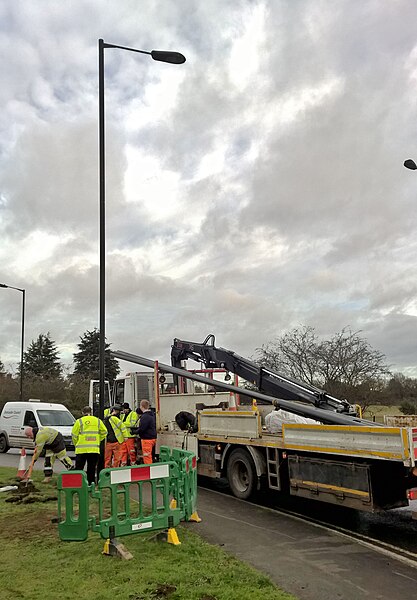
0, 435, 10, 453
227, 448, 256, 500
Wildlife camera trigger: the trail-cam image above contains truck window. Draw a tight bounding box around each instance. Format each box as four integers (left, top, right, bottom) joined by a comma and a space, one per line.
37, 410, 75, 426
91, 381, 111, 405
114, 380, 125, 405
23, 411, 37, 427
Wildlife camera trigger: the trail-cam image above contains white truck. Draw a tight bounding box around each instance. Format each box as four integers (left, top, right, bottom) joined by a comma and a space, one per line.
0, 400, 75, 452
112, 371, 175, 408
112, 337, 417, 513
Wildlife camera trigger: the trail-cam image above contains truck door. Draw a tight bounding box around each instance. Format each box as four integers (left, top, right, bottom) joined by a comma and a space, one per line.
113, 379, 126, 405
17, 410, 38, 448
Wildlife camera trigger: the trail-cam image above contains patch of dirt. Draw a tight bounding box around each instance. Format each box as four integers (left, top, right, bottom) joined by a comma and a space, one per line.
151, 584, 177, 598
0, 507, 57, 540
2, 480, 56, 505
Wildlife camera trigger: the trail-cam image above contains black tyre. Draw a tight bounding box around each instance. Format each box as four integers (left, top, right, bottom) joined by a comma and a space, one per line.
0, 435, 10, 453
227, 448, 257, 500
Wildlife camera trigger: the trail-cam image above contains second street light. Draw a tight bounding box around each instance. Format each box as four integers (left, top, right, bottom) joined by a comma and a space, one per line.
98, 39, 186, 420
0, 283, 25, 401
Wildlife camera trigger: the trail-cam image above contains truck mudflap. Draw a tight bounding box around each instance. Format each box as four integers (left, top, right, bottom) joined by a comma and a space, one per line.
283, 424, 413, 465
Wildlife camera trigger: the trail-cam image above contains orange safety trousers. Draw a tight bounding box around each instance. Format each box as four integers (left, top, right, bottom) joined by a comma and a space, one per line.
104, 441, 123, 468
121, 438, 137, 466
141, 439, 156, 465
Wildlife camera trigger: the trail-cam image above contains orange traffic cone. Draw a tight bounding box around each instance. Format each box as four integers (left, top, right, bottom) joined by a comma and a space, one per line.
17, 448, 27, 479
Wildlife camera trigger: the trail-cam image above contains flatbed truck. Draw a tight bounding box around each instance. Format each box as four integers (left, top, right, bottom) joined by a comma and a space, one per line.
112, 336, 417, 513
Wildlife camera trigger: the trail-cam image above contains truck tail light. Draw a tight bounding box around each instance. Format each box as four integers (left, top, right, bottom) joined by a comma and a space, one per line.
407, 487, 417, 500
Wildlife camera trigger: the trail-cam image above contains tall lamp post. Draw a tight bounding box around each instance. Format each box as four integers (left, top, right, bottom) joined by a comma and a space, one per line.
0, 283, 25, 401
98, 40, 185, 420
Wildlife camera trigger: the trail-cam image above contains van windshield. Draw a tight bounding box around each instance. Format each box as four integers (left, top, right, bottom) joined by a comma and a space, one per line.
37, 410, 75, 426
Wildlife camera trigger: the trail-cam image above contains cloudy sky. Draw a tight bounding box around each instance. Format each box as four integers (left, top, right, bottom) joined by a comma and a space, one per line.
1, 1, 417, 378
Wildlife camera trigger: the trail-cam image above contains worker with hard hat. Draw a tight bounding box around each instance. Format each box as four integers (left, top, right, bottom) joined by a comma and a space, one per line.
104, 404, 127, 468
120, 402, 139, 466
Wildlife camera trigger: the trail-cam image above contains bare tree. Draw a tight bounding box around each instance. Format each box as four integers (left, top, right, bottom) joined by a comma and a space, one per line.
255, 326, 390, 410
255, 326, 320, 384
315, 327, 390, 387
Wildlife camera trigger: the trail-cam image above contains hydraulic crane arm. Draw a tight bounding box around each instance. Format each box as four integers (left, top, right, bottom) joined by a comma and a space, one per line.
112, 348, 378, 426
171, 334, 356, 415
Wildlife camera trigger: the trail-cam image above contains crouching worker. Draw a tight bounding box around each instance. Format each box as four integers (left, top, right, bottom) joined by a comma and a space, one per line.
24, 426, 73, 481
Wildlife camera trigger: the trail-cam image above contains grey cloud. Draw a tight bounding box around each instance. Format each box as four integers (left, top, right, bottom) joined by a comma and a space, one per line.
1, 120, 125, 238
2, 0, 417, 379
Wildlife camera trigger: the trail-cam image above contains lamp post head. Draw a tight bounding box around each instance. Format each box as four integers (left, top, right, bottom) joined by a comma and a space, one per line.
0, 283, 8, 288
404, 159, 417, 170
151, 50, 186, 64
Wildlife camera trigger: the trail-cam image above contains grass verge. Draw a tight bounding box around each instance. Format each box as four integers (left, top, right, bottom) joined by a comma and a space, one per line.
0, 467, 295, 600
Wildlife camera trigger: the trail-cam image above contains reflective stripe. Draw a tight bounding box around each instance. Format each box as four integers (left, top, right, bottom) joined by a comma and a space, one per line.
74, 416, 102, 452
76, 443, 99, 449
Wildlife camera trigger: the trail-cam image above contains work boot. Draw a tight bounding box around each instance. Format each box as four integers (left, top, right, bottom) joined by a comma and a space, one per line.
42, 476, 52, 483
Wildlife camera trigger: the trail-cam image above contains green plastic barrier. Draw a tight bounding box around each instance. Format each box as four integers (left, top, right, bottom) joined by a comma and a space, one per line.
160, 447, 198, 520
57, 471, 90, 541
56, 446, 198, 542
90, 461, 183, 539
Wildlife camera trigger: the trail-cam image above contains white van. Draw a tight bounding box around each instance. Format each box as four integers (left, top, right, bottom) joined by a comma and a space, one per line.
0, 400, 76, 453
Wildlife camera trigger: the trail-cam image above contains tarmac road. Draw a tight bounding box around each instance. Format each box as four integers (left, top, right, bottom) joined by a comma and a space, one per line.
192, 488, 417, 600
0, 448, 72, 472
2, 450, 417, 600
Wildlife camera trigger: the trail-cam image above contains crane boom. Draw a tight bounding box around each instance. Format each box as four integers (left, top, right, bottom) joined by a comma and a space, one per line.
112, 346, 378, 426
171, 334, 359, 414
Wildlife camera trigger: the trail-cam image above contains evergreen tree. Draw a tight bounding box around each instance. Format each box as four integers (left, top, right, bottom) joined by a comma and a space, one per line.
22, 332, 63, 379
0, 359, 5, 374
73, 329, 120, 383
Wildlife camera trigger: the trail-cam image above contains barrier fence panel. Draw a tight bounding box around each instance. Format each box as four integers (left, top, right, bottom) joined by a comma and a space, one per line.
57, 471, 90, 542
160, 447, 199, 520
90, 462, 183, 539
57, 446, 198, 543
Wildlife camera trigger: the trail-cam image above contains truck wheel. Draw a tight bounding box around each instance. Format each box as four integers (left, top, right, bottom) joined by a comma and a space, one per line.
227, 448, 256, 500
0, 435, 10, 453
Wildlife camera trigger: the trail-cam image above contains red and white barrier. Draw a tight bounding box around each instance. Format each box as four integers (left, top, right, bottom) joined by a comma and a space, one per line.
110, 464, 169, 485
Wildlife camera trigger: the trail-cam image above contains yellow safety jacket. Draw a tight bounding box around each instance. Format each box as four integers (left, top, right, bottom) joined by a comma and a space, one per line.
121, 410, 139, 438
105, 415, 128, 444
72, 415, 107, 454
33, 427, 59, 460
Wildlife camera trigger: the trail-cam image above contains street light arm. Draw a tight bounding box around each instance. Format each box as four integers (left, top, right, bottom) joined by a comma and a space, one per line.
102, 42, 151, 55
0, 283, 25, 293
101, 40, 186, 64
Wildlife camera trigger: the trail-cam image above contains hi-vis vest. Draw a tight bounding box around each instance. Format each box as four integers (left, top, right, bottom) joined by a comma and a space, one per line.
72, 415, 107, 454
106, 415, 127, 444
121, 411, 139, 438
